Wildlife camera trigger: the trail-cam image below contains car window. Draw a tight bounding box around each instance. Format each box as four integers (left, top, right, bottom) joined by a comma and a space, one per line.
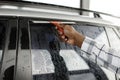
29, 23, 110, 80
0, 20, 18, 80
0, 21, 6, 67
105, 27, 120, 49
0, 20, 110, 80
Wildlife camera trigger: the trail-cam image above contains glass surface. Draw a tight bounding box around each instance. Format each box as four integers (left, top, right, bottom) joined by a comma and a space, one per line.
0, 20, 6, 65
29, 22, 111, 80
4, 27, 17, 80
0, 20, 17, 80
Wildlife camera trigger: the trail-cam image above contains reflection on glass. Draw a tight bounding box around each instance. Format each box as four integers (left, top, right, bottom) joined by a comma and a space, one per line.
0, 20, 17, 80
30, 24, 56, 76
21, 28, 29, 49
0, 21, 6, 63
2, 27, 17, 80
0, 50, 2, 62
30, 23, 111, 80
30, 23, 92, 80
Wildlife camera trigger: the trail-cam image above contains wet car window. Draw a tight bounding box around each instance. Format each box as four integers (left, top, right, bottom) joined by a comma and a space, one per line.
0, 21, 112, 80
0, 20, 17, 80
29, 23, 109, 80
0, 21, 6, 67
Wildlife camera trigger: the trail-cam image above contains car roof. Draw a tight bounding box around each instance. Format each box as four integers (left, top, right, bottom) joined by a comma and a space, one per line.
0, 1, 120, 28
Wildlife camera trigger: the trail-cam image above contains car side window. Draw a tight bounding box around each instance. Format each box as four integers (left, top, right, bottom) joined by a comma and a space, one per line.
0, 21, 6, 66
29, 23, 98, 80
0, 19, 18, 80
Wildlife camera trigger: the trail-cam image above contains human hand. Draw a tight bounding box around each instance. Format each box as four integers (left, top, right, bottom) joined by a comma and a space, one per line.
51, 21, 85, 48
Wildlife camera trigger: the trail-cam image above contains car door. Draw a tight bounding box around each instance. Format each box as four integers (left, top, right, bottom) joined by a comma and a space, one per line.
0, 18, 119, 80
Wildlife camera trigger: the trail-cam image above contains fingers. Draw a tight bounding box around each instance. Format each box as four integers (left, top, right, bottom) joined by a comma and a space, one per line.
51, 21, 71, 42
53, 22, 69, 41
66, 40, 74, 45
56, 27, 64, 35
61, 35, 65, 39
61, 35, 68, 42
57, 30, 68, 42
54, 26, 65, 41
57, 34, 68, 42
54, 23, 75, 45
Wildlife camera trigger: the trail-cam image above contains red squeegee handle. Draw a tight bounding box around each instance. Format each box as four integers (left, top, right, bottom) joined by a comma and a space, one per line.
50, 21, 64, 33
50, 21, 68, 40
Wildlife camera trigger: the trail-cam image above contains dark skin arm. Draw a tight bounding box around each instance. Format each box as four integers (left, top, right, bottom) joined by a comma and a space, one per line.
52, 22, 85, 48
